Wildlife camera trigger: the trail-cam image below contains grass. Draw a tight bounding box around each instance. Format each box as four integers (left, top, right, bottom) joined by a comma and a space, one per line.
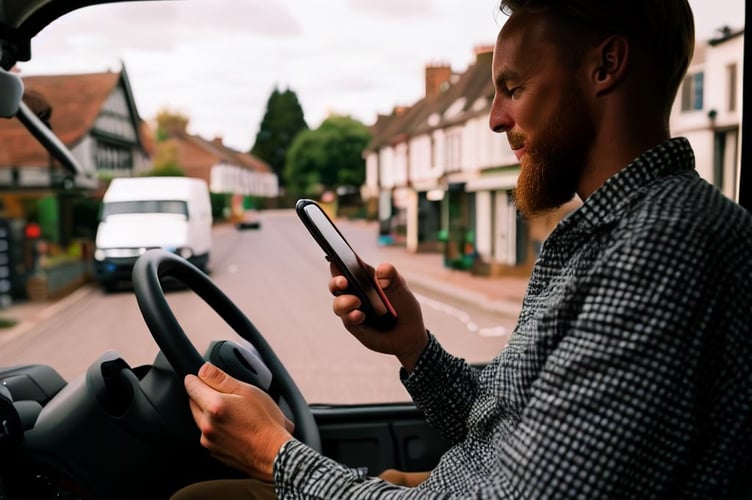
0, 317, 19, 329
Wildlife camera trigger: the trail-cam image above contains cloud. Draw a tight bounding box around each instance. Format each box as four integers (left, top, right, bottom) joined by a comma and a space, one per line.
347, 0, 434, 18
14, 0, 745, 154
30, 0, 300, 54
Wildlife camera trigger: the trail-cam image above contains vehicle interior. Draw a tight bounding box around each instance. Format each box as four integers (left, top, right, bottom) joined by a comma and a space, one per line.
0, 0, 749, 499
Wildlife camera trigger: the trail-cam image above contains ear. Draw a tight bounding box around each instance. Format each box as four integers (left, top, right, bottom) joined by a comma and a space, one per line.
591, 35, 629, 95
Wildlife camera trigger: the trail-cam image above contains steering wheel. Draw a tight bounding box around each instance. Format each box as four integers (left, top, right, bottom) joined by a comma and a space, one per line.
131, 249, 321, 452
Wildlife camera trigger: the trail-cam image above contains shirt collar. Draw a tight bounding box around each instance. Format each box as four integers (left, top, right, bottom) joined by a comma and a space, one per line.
562, 137, 696, 232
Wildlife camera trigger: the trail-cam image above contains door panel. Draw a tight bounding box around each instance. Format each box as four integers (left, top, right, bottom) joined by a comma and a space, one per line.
313, 404, 450, 476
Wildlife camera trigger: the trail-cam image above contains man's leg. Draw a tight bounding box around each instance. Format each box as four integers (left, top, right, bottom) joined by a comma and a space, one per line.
170, 479, 277, 500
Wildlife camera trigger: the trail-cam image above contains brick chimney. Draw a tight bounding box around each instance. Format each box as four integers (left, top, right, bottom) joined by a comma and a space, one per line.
474, 44, 494, 63
425, 63, 452, 97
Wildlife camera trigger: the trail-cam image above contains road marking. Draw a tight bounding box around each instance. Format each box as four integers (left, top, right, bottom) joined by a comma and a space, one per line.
415, 293, 509, 337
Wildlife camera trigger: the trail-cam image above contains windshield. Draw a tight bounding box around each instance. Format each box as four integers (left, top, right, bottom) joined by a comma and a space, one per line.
0, 0, 745, 407
101, 200, 189, 220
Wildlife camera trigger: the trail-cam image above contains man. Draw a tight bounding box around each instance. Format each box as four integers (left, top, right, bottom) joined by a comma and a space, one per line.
172, 1, 752, 498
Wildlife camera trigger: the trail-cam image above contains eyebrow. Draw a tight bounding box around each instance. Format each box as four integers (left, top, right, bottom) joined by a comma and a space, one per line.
493, 67, 522, 88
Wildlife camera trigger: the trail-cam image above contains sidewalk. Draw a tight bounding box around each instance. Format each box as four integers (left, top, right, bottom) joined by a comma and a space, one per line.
375, 244, 527, 318
0, 242, 528, 344
0, 284, 96, 348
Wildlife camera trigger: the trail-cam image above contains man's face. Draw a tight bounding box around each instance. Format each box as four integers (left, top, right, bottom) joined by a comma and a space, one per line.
489, 10, 595, 217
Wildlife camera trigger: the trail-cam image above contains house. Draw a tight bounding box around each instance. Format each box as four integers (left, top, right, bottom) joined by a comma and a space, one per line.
157, 131, 278, 217
0, 67, 151, 190
0, 66, 152, 228
365, 27, 744, 278
0, 66, 152, 300
363, 46, 578, 276
670, 27, 744, 200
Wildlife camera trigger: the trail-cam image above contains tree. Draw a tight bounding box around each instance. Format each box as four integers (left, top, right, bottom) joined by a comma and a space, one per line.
250, 87, 308, 188
145, 109, 188, 176
155, 108, 189, 141
284, 114, 371, 199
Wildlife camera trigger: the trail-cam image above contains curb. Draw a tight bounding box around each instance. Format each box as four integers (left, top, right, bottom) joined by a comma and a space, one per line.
404, 272, 522, 318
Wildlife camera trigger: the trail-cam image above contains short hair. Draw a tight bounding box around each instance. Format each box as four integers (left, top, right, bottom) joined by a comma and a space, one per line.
499, 0, 695, 114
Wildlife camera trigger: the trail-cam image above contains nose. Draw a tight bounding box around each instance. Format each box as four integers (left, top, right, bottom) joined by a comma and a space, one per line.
489, 93, 512, 133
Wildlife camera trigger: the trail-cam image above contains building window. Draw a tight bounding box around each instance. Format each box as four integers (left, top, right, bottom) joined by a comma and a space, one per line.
96, 141, 133, 172
445, 132, 462, 172
727, 63, 737, 112
681, 72, 704, 112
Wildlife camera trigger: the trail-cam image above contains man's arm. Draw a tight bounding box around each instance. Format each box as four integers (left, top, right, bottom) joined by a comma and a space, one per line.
329, 261, 429, 372
330, 262, 482, 440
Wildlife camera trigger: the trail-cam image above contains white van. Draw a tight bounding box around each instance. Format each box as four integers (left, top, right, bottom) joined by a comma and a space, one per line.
94, 177, 213, 290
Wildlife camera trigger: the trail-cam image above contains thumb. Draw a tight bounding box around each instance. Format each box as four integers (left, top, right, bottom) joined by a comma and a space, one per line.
197, 362, 247, 394
374, 263, 404, 293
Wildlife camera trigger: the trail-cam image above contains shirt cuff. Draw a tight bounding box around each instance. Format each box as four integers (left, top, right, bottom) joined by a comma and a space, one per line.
400, 332, 442, 388
273, 439, 369, 497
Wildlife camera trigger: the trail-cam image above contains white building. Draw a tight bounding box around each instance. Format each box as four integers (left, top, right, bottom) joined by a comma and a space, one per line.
670, 27, 744, 200
364, 28, 744, 276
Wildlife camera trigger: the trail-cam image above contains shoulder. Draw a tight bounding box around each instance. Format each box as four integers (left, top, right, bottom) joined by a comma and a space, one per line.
624, 173, 751, 246
605, 174, 752, 290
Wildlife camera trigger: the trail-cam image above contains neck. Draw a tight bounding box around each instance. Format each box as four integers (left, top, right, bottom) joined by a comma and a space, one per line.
578, 106, 670, 200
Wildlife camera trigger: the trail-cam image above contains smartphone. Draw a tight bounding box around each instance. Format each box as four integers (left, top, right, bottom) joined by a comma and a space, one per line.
296, 199, 397, 330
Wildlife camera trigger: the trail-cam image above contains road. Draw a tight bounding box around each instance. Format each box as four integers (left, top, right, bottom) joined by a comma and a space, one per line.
0, 210, 518, 404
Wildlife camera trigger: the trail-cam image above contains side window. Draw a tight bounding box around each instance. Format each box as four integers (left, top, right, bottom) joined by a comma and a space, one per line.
681, 71, 705, 112
727, 63, 737, 112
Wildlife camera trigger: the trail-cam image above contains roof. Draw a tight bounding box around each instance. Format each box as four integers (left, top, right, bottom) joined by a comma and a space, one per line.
166, 132, 273, 176
365, 48, 494, 152
0, 69, 143, 166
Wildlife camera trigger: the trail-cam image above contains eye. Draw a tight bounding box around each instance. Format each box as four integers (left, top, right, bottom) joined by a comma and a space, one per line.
503, 86, 522, 99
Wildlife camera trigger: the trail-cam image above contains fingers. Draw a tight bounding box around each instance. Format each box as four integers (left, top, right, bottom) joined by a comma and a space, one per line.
197, 362, 249, 394
328, 274, 349, 296
374, 262, 398, 291
184, 373, 215, 412
329, 262, 399, 297
331, 291, 365, 324
328, 261, 342, 277
328, 262, 401, 329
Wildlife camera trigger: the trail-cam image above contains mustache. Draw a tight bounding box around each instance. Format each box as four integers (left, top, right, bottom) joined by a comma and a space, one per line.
506, 131, 526, 150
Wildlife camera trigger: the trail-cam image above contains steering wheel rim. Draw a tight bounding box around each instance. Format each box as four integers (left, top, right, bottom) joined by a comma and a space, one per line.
132, 249, 321, 452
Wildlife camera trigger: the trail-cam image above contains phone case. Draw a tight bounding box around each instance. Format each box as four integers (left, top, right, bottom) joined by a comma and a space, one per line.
296, 199, 397, 330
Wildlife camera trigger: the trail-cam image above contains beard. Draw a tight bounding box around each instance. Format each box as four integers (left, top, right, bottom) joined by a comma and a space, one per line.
512, 82, 595, 218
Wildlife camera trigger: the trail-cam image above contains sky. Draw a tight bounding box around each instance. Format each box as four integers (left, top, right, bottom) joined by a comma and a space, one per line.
15, 0, 747, 153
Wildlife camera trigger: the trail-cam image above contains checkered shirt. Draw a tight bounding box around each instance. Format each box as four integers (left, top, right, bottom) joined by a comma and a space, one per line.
274, 137, 752, 498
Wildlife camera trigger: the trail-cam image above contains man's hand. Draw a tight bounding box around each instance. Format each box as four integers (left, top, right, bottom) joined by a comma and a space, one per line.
379, 469, 431, 487
329, 262, 428, 372
184, 362, 294, 481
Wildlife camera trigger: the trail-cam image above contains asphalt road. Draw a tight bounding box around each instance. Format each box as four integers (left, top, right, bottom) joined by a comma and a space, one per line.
0, 211, 517, 404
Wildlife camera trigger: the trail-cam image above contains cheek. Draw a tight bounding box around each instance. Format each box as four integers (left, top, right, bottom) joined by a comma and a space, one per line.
512, 90, 554, 136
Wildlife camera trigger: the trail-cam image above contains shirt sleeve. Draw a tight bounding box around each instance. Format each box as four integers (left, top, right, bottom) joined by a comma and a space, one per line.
400, 333, 481, 444
274, 439, 514, 499
274, 439, 412, 499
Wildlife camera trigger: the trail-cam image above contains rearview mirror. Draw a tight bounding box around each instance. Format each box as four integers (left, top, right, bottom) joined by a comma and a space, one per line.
0, 67, 23, 118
